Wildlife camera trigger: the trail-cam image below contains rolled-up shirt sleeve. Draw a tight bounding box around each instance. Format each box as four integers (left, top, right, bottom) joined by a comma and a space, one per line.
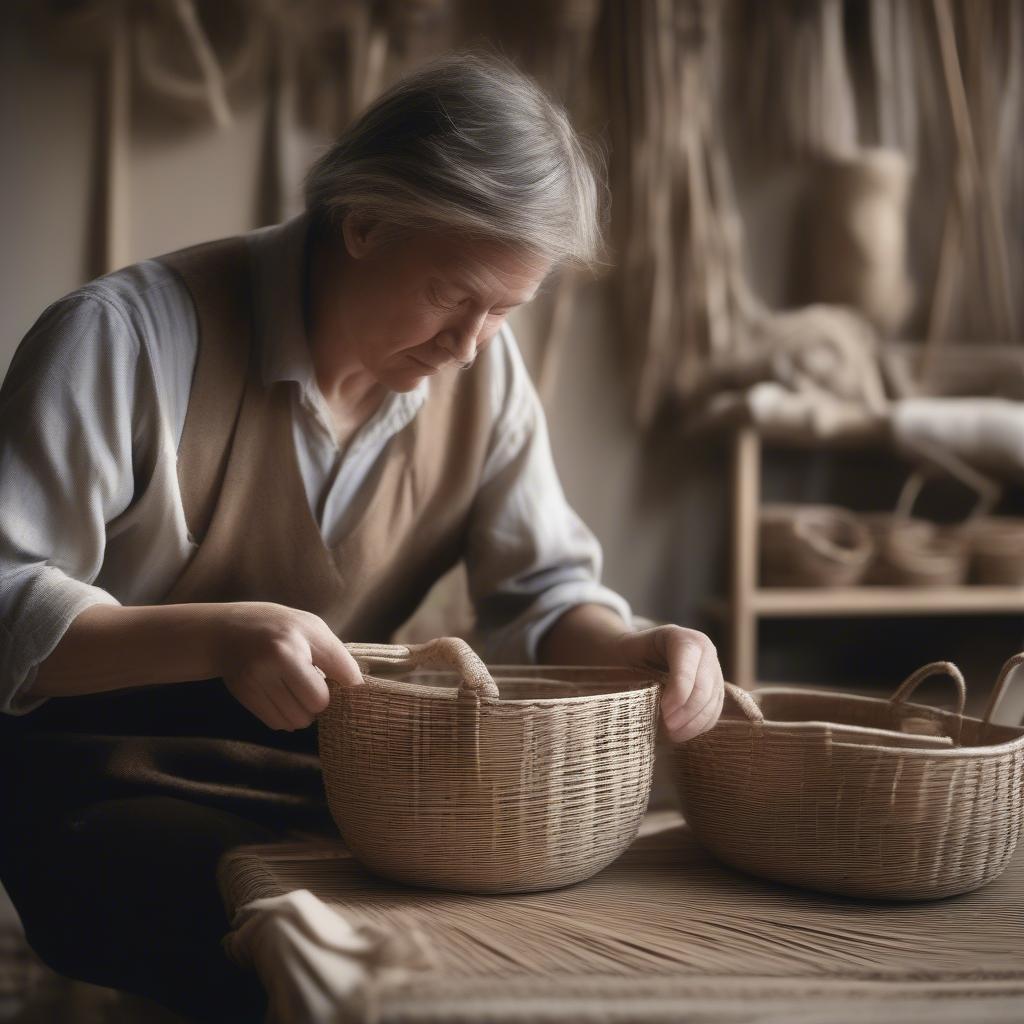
0, 294, 139, 713
465, 329, 632, 664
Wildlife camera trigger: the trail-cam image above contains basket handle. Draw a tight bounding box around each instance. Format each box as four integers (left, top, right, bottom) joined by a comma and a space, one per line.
344, 638, 500, 699
725, 683, 764, 723
792, 507, 869, 566
980, 652, 1024, 725
895, 436, 1001, 524
889, 661, 966, 718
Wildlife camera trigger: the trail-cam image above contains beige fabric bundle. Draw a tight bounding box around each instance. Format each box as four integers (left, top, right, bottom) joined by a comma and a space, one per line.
318, 638, 662, 894
674, 655, 1024, 900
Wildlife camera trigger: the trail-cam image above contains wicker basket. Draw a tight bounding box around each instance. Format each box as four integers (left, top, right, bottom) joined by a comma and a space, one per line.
318, 637, 662, 894
673, 655, 1024, 900
760, 504, 874, 587
861, 514, 970, 586
968, 516, 1024, 585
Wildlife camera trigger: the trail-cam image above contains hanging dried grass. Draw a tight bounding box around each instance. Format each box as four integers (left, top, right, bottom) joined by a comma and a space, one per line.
729, 0, 859, 160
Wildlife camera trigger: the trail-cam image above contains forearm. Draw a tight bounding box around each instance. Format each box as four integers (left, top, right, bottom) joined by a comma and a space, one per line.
537, 603, 632, 666
30, 602, 228, 698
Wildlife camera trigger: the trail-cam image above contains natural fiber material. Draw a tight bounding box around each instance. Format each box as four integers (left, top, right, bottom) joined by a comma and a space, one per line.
861, 439, 998, 586
861, 514, 969, 587
968, 516, 1024, 585
795, 148, 915, 336
318, 639, 661, 894
760, 503, 874, 587
675, 655, 1024, 900
219, 811, 1024, 1023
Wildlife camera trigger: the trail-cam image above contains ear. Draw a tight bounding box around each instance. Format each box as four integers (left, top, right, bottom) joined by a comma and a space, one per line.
341, 212, 384, 260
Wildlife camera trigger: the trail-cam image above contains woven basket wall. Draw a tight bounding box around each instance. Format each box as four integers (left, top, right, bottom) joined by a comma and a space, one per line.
318, 638, 662, 894
674, 655, 1024, 900
861, 514, 970, 586
760, 504, 874, 587
968, 516, 1024, 584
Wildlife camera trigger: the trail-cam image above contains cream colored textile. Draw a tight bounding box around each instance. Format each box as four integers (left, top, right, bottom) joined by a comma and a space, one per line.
224, 889, 435, 1024
892, 397, 1024, 484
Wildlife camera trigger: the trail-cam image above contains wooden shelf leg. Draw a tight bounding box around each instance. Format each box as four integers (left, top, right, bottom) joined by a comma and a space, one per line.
730, 428, 760, 689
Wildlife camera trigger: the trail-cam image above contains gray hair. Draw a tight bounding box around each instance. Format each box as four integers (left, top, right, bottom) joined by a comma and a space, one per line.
303, 54, 606, 269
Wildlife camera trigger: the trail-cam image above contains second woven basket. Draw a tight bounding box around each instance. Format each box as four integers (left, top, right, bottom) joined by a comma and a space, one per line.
319, 637, 662, 894
674, 654, 1024, 900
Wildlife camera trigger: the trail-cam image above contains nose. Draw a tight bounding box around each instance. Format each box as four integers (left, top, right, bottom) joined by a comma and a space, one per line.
439, 310, 488, 367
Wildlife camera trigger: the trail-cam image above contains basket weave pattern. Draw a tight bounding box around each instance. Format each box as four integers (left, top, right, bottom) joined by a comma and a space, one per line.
319, 638, 661, 894
674, 656, 1024, 900
760, 504, 874, 587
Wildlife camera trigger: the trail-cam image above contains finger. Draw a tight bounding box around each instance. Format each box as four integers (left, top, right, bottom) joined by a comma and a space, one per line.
659, 635, 705, 716
661, 638, 715, 719
663, 653, 722, 732
670, 682, 725, 743
286, 661, 331, 716
685, 684, 725, 740
240, 687, 288, 731
310, 629, 364, 687
265, 679, 313, 730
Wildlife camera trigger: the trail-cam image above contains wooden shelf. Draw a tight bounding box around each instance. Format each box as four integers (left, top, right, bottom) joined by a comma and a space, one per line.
753, 586, 1024, 617
723, 426, 1024, 688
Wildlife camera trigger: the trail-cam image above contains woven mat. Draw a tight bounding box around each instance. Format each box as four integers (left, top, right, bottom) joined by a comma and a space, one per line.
218, 811, 1024, 1023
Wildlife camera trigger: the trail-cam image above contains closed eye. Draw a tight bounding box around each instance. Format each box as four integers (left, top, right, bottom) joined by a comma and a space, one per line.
427, 282, 459, 310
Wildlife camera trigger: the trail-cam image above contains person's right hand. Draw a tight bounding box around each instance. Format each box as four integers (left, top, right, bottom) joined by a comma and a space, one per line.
213, 602, 363, 731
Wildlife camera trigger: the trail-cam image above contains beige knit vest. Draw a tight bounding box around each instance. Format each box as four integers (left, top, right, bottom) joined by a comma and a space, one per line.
157, 235, 493, 642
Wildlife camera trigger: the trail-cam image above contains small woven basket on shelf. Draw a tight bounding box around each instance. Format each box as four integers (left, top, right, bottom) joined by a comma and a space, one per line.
968, 516, 1024, 585
318, 637, 662, 894
760, 503, 874, 587
674, 654, 1024, 900
861, 468, 980, 587
861, 513, 969, 586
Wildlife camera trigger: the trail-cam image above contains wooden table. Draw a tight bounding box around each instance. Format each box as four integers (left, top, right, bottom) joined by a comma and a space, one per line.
218, 811, 1024, 1023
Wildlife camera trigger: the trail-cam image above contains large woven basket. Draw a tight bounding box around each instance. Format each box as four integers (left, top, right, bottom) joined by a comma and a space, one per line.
674, 654, 1024, 900
318, 637, 662, 894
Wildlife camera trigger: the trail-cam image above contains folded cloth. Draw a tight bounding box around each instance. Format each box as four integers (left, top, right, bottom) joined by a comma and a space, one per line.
892, 397, 1024, 484
223, 889, 436, 1024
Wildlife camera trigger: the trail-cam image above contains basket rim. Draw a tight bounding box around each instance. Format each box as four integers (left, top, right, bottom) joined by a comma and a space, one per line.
338, 672, 663, 707
709, 684, 1024, 757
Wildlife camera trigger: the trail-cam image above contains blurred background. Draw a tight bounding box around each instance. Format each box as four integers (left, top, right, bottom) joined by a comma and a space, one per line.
1, 0, 1023, 1018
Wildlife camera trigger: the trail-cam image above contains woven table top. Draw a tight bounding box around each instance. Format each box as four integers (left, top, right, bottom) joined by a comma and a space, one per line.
218, 811, 1024, 1023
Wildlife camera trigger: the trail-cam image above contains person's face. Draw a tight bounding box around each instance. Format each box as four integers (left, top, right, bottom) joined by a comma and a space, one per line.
337, 221, 551, 391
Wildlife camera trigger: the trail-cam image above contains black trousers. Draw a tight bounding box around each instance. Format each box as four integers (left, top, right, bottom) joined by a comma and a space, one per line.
0, 680, 334, 1023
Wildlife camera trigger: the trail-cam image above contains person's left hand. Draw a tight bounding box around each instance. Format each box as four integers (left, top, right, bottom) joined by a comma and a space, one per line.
611, 625, 725, 743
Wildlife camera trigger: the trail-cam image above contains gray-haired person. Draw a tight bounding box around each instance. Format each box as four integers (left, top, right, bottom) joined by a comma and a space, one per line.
0, 55, 723, 1020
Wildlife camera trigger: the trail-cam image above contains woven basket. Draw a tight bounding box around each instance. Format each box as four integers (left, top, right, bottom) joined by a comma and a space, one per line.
760, 503, 874, 587
861, 514, 970, 586
673, 654, 1024, 900
318, 637, 662, 894
968, 516, 1024, 585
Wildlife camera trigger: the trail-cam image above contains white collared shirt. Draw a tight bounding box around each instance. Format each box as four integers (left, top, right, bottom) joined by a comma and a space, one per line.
0, 216, 630, 713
